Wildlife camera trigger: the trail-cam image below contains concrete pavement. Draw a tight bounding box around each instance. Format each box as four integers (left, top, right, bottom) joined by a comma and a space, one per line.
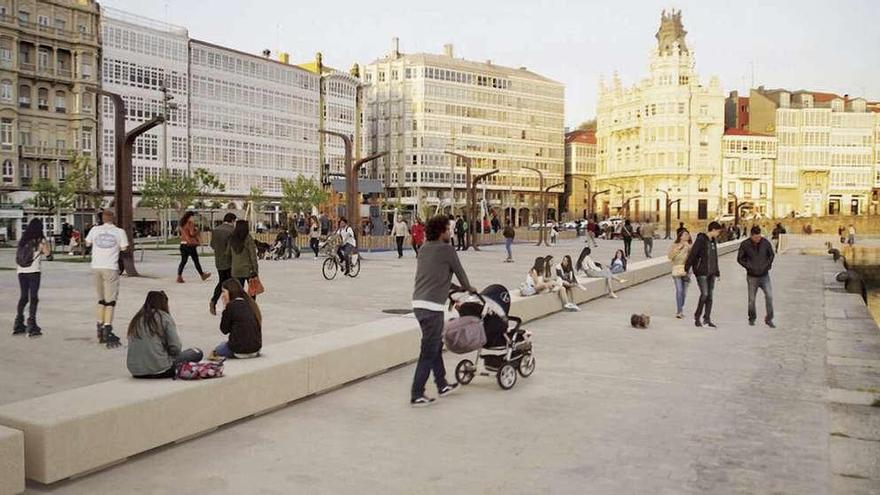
24, 252, 842, 494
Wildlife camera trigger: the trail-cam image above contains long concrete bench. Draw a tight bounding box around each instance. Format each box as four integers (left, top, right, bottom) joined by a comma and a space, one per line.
0, 240, 740, 484
0, 425, 24, 495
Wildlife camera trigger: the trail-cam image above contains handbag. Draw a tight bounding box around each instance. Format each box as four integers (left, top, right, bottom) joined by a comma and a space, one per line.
247, 276, 265, 297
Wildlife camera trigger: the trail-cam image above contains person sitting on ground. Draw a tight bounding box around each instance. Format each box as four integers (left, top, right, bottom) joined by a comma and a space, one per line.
521, 256, 553, 296
127, 291, 202, 378
211, 278, 262, 360
610, 249, 627, 274
555, 255, 582, 311
575, 247, 626, 298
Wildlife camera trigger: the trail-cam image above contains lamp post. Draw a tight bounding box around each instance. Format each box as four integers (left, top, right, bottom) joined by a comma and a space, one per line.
728, 192, 740, 228
656, 189, 683, 239
591, 189, 610, 221
621, 194, 642, 219
470, 169, 499, 250
523, 166, 547, 246
99, 89, 164, 277
444, 151, 477, 250
565, 173, 594, 219
319, 130, 386, 242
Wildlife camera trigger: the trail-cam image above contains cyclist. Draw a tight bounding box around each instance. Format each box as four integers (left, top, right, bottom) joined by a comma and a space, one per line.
336, 217, 356, 275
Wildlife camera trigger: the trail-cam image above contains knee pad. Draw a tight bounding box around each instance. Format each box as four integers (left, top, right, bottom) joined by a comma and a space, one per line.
105, 300, 117, 307
98, 299, 107, 306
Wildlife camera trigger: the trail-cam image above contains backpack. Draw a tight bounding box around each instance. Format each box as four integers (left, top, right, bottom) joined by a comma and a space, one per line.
175, 361, 224, 380
16, 241, 37, 268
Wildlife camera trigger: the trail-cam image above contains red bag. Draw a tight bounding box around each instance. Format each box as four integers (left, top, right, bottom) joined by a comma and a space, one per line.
247, 276, 265, 297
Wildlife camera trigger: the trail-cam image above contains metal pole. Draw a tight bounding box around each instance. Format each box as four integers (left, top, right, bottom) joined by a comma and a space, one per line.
728, 192, 739, 228
444, 151, 476, 250
471, 169, 499, 250
523, 166, 546, 246
657, 189, 670, 239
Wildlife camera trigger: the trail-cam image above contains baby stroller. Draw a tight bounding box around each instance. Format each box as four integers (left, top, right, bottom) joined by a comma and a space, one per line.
447, 284, 535, 390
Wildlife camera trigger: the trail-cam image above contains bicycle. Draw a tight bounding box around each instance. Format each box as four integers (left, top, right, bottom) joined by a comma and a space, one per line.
320, 237, 360, 280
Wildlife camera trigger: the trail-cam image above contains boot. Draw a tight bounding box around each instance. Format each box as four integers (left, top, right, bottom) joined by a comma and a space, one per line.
13, 315, 26, 335
200, 272, 212, 281
26, 317, 42, 338
176, 275, 185, 284
97, 322, 106, 344
103, 325, 121, 349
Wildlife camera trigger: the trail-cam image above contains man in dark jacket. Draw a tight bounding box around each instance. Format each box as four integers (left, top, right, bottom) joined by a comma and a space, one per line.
209, 213, 236, 315
685, 221, 723, 328
737, 225, 776, 328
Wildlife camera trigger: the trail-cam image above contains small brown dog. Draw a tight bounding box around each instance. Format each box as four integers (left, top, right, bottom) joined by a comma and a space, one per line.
630, 313, 650, 329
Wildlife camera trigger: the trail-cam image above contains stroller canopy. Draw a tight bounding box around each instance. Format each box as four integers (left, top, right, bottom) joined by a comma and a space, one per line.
480, 284, 511, 318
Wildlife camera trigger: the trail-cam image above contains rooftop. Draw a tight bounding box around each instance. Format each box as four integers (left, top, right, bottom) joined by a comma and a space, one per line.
565, 129, 597, 144
723, 128, 773, 137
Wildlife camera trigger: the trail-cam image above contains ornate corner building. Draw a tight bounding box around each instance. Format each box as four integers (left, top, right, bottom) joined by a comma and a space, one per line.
595, 9, 724, 222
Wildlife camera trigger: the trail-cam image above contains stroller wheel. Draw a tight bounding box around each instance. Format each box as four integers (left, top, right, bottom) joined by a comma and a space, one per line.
497, 363, 517, 390
455, 359, 475, 385
518, 354, 536, 377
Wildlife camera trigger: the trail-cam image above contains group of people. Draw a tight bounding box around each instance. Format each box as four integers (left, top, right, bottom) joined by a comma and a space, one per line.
520, 248, 629, 310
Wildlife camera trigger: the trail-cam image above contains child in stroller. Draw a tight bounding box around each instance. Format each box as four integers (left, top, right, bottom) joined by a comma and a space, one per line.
447, 284, 535, 390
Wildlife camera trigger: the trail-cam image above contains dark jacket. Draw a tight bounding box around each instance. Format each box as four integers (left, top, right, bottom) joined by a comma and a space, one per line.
685, 232, 719, 277
220, 298, 262, 354
737, 237, 775, 277
229, 236, 259, 278
502, 226, 515, 239
211, 223, 234, 270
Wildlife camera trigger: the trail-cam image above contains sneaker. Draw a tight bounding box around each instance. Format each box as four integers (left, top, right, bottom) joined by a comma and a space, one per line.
694, 319, 703, 328
103, 326, 122, 349
748, 320, 755, 326
176, 275, 185, 284
765, 320, 776, 329
27, 326, 42, 338
438, 383, 460, 397
608, 293, 618, 299
97, 322, 106, 343
675, 313, 683, 319
207, 352, 226, 363
200, 272, 212, 281
12, 316, 26, 336
410, 396, 436, 407
704, 320, 717, 328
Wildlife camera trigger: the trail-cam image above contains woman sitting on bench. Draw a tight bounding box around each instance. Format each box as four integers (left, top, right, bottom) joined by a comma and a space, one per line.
127, 291, 202, 379
211, 278, 262, 360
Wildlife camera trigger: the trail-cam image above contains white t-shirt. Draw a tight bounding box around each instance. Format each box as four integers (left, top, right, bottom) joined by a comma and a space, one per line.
338, 226, 356, 247
16, 243, 44, 274
85, 223, 129, 270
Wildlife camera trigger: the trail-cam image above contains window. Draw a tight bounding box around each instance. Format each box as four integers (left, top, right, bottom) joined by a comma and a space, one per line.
80, 127, 93, 154
57, 163, 65, 181
39, 163, 48, 179
0, 80, 10, 101
698, 178, 708, 192
759, 182, 767, 198
37, 48, 49, 68
19, 130, 30, 146
0, 159, 11, 184
19, 162, 30, 178
37, 15, 48, 26
81, 57, 92, 79
0, 44, 11, 66
81, 91, 93, 112
18, 84, 30, 108
18, 10, 29, 23
54, 18, 66, 30
728, 181, 735, 194
37, 87, 48, 110
697, 199, 708, 220
743, 182, 752, 197
0, 119, 11, 150
54, 90, 65, 112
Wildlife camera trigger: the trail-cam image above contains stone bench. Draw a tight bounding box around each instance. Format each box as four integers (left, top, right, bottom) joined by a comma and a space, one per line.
0, 240, 740, 485
0, 425, 24, 495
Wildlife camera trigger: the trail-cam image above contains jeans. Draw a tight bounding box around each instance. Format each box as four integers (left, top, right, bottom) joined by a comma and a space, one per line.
505, 238, 513, 259
132, 348, 203, 379
310, 237, 320, 257
410, 309, 449, 400
337, 244, 353, 273
178, 245, 205, 276
586, 231, 598, 247
17, 272, 41, 320
211, 269, 232, 305
623, 237, 632, 257
673, 276, 689, 314
396, 236, 405, 257
695, 275, 716, 322
747, 274, 774, 323
456, 233, 466, 250
644, 238, 654, 258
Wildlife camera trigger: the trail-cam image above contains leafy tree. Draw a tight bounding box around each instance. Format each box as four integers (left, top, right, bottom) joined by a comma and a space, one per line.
280, 175, 328, 221
141, 168, 225, 237
27, 155, 98, 217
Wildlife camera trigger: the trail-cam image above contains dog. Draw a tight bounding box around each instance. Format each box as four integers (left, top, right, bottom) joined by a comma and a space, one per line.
630, 313, 650, 329
255, 240, 272, 259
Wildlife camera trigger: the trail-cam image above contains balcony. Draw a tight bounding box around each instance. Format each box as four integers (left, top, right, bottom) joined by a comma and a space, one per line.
20, 146, 73, 159
11, 16, 97, 46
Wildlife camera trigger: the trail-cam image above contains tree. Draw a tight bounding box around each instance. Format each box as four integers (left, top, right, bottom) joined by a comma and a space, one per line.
27, 155, 98, 231
577, 119, 597, 132
280, 175, 328, 224
141, 168, 225, 236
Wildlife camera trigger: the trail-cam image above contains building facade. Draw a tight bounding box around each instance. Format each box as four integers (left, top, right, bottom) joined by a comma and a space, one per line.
562, 128, 596, 219
188, 41, 321, 199
0, 0, 100, 238
595, 10, 725, 222
100, 7, 188, 195
363, 39, 565, 225
721, 129, 776, 218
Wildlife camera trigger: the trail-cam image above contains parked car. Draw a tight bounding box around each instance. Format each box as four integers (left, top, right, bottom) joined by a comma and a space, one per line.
563, 220, 586, 230
598, 216, 623, 230
714, 214, 736, 224
529, 221, 556, 230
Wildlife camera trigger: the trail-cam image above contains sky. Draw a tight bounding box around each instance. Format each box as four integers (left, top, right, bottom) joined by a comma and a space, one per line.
102, 0, 880, 127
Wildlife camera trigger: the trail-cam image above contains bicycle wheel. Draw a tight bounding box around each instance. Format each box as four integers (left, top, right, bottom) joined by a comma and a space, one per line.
347, 256, 361, 277
322, 257, 338, 280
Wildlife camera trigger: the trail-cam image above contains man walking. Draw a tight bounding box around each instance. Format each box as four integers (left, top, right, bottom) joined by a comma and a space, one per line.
454, 216, 466, 251
640, 218, 656, 258
410, 215, 475, 406
502, 219, 515, 262
737, 225, 776, 328
84, 209, 128, 348
685, 221, 722, 328
392, 216, 408, 258
209, 212, 236, 315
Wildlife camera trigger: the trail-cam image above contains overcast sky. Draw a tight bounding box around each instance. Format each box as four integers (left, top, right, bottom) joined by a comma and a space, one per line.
102, 0, 880, 127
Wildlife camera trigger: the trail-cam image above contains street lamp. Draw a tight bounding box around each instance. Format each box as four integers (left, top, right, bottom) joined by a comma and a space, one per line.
158, 80, 178, 239
99, 89, 165, 277
656, 189, 681, 239
607, 182, 626, 216
522, 166, 547, 246
591, 189, 610, 221
470, 169, 499, 250
728, 192, 740, 228
319, 130, 386, 242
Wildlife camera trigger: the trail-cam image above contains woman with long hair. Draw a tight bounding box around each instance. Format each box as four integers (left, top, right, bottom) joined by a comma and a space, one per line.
668, 229, 692, 318
575, 246, 627, 299
227, 220, 259, 298
14, 218, 51, 337
554, 255, 581, 311
126, 291, 202, 378
212, 278, 262, 359
610, 249, 627, 274
521, 256, 552, 296
177, 211, 211, 283
309, 216, 321, 258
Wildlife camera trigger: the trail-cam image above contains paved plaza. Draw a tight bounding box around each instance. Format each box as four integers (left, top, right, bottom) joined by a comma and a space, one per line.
0, 235, 668, 405
15, 251, 864, 494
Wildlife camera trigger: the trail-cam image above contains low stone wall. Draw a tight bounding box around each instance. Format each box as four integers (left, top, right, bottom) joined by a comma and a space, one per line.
0, 240, 739, 485
0, 425, 24, 495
